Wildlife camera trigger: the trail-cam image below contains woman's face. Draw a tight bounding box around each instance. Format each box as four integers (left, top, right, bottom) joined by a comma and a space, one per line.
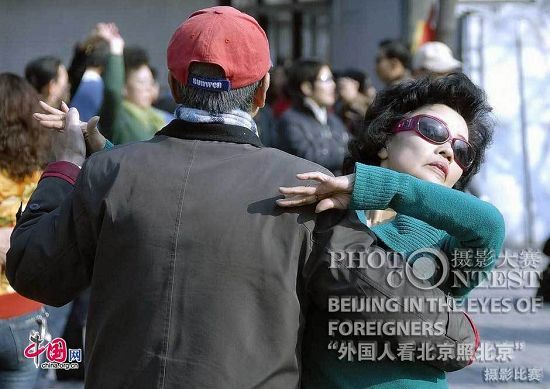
379, 104, 469, 188
125, 65, 155, 108
309, 65, 336, 108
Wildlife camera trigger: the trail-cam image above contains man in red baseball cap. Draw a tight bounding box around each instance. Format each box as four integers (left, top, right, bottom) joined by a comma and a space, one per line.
167, 7, 271, 93
165, 6, 273, 125
8, 6, 330, 389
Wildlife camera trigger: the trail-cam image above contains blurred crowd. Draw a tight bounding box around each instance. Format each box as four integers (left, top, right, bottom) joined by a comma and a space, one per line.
4, 22, 466, 174
1, 18, 545, 389
256, 39, 462, 174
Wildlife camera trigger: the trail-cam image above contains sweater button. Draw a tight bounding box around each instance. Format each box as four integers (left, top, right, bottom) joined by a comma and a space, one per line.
29, 203, 40, 211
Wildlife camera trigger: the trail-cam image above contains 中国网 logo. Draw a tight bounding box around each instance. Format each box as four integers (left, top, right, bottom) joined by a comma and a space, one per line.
23, 330, 81, 370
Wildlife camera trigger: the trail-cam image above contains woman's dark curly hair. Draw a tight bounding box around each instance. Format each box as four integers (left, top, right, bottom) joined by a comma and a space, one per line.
343, 73, 494, 190
0, 73, 50, 180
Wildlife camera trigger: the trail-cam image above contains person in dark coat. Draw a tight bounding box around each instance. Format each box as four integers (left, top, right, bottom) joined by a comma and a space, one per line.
277, 59, 350, 174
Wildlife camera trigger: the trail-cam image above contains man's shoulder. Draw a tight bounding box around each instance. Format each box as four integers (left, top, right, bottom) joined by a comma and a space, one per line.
84, 141, 143, 170
258, 147, 333, 177
83, 138, 333, 180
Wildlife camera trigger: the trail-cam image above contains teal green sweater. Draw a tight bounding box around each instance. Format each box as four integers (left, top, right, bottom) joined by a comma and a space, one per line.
302, 163, 505, 389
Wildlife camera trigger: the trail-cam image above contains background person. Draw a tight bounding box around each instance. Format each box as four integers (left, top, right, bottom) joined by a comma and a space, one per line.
277, 59, 349, 174
375, 39, 412, 87
334, 68, 375, 137
0, 73, 50, 389
24, 56, 70, 109
96, 24, 168, 144
412, 41, 462, 78
68, 24, 111, 122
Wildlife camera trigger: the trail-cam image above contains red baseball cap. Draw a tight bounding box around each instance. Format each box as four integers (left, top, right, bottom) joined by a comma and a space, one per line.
167, 6, 271, 91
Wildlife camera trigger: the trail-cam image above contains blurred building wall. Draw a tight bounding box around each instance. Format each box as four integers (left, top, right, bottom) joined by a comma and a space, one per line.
0, 0, 415, 92
330, 0, 406, 89
0, 0, 215, 94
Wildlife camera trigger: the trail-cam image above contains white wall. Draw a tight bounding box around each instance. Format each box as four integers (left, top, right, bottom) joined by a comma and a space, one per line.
458, 1, 550, 248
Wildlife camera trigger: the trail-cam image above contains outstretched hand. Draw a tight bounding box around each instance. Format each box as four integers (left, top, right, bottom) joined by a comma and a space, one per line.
94, 22, 124, 55
276, 172, 356, 213
34, 101, 107, 154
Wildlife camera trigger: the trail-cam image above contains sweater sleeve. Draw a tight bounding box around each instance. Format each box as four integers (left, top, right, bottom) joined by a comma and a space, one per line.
98, 55, 124, 142
349, 162, 506, 297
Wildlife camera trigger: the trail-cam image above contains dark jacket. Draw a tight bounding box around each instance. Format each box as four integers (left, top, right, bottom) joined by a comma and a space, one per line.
277, 103, 350, 175
7, 120, 475, 389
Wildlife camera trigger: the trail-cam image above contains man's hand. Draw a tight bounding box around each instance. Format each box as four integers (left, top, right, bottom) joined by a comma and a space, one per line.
276, 172, 355, 213
50, 107, 86, 167
34, 101, 107, 154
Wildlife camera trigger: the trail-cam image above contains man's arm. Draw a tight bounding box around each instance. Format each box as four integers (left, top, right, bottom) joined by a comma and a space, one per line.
6, 161, 96, 307
6, 108, 96, 307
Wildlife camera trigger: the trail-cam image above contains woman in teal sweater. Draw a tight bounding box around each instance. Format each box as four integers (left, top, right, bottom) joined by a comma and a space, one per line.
278, 73, 505, 389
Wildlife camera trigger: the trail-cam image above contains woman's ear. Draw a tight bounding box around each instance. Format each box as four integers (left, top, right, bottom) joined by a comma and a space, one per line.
377, 147, 389, 160
300, 81, 313, 97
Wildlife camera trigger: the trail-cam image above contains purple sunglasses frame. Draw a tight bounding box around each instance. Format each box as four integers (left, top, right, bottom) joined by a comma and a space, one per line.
392, 114, 476, 170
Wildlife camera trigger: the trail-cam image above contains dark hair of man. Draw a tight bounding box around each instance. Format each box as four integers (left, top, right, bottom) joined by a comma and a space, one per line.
286, 59, 326, 102
123, 46, 150, 80
343, 73, 494, 190
176, 63, 261, 114
85, 37, 110, 69
378, 39, 411, 69
24, 56, 62, 93
0, 73, 50, 180
337, 68, 368, 93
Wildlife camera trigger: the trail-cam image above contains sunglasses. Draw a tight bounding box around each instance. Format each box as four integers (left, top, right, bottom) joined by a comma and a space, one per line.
392, 114, 475, 171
